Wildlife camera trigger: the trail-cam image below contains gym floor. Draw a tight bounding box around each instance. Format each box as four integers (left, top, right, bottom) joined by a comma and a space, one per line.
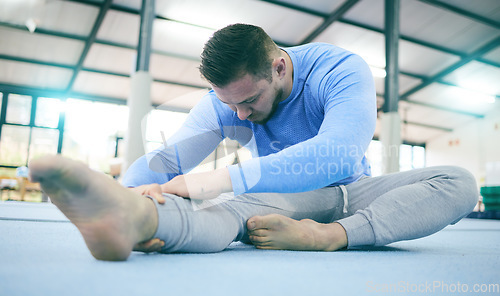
1, 201, 499, 296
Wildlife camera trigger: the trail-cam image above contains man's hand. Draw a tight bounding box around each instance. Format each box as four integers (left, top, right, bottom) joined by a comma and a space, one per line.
161, 167, 232, 200
128, 184, 166, 204
128, 168, 233, 253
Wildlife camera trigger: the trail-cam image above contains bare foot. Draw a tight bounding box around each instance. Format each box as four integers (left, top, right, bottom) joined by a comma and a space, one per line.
29, 155, 158, 261
247, 214, 348, 251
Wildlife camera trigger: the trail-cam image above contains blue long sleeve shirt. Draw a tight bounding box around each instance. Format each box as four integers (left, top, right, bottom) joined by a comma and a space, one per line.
122, 43, 377, 195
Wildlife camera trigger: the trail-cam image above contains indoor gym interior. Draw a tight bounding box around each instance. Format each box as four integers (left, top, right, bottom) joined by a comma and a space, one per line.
0, 0, 499, 295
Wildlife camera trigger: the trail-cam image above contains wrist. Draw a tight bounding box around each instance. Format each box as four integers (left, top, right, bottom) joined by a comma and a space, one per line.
214, 167, 232, 193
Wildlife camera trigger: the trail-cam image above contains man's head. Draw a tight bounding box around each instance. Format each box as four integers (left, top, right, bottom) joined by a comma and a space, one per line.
199, 23, 291, 124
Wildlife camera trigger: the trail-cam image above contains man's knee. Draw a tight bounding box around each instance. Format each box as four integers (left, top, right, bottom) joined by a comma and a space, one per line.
438, 166, 478, 213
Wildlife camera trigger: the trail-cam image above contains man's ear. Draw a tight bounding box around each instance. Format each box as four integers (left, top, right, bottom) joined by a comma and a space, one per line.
273, 57, 286, 79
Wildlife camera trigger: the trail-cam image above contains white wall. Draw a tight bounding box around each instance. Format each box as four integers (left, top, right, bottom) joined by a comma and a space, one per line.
426, 101, 500, 187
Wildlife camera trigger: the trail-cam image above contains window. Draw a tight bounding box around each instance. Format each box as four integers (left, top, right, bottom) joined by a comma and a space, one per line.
400, 144, 413, 172
0, 94, 65, 167
412, 146, 426, 169
366, 140, 384, 177
144, 109, 189, 153
28, 128, 59, 162
6, 94, 31, 125
144, 109, 242, 174
0, 125, 30, 166
366, 140, 426, 176
62, 99, 128, 173
35, 97, 62, 128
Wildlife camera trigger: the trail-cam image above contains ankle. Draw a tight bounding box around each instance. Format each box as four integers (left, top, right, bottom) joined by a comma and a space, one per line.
318, 222, 348, 251
135, 196, 159, 243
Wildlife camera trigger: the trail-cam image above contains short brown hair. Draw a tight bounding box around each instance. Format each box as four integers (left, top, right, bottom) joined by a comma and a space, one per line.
199, 23, 277, 87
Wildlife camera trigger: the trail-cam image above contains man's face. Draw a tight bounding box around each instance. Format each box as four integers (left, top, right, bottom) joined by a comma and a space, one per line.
212, 74, 283, 125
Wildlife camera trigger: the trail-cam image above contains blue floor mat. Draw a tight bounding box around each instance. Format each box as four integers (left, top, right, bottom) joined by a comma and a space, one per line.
1, 201, 499, 296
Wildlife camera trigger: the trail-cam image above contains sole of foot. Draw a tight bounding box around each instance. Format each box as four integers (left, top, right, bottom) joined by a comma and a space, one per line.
29, 155, 156, 261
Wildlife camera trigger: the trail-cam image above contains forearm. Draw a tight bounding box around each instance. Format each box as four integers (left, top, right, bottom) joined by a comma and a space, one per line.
228, 133, 372, 195
161, 167, 233, 199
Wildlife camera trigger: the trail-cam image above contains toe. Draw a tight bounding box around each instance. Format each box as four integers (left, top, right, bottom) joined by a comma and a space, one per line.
255, 245, 275, 250
247, 214, 286, 231
248, 229, 268, 237
247, 216, 263, 230
249, 235, 269, 244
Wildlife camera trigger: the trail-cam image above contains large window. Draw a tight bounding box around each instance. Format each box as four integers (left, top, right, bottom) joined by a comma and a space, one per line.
0, 94, 61, 167
0, 125, 30, 166
0, 91, 426, 188
6, 94, 31, 125
35, 97, 63, 128
366, 140, 426, 176
144, 109, 189, 153
143, 109, 252, 174
29, 128, 60, 162
62, 99, 128, 173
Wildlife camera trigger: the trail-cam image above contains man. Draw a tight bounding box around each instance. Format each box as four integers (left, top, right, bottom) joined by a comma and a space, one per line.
29, 24, 478, 261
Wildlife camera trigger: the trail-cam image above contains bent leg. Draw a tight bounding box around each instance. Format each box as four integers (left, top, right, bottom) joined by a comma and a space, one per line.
247, 166, 478, 251
338, 166, 478, 248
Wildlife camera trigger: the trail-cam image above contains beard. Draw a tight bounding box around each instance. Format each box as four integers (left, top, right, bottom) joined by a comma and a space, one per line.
252, 88, 284, 125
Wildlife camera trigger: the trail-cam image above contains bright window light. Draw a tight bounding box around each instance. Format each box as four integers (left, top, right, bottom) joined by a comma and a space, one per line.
448, 86, 495, 104
369, 66, 386, 78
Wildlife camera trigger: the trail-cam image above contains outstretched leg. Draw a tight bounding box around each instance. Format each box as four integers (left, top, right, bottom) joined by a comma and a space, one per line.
29, 155, 158, 261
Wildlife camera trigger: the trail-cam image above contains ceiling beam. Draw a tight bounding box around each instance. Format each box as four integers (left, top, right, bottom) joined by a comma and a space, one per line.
377, 92, 485, 119
376, 107, 455, 132
0, 21, 86, 40
0, 83, 192, 113
340, 18, 465, 57
400, 36, 500, 99
338, 18, 500, 69
257, 1, 500, 70
4, 3, 498, 68
299, 0, 360, 44
0, 54, 208, 90
401, 100, 485, 118
81, 67, 208, 89
402, 120, 453, 132
0, 17, 492, 118
0, 83, 125, 104
398, 70, 500, 101
260, 0, 325, 17
417, 0, 500, 30
0, 21, 203, 62
371, 135, 426, 147
65, 0, 112, 92
66, 0, 216, 31
0, 54, 74, 69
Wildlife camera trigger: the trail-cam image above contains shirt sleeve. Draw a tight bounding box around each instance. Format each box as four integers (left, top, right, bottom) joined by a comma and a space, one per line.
227, 54, 377, 195
121, 92, 224, 187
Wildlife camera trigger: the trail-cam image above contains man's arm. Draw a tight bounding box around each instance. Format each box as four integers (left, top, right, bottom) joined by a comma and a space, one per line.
228, 54, 376, 195
121, 92, 225, 188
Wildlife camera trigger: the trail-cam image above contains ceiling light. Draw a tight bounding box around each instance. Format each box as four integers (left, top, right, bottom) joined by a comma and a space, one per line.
25, 18, 37, 33
369, 66, 386, 78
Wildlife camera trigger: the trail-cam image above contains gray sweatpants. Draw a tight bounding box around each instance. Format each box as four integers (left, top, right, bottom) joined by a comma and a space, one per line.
150, 166, 478, 252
